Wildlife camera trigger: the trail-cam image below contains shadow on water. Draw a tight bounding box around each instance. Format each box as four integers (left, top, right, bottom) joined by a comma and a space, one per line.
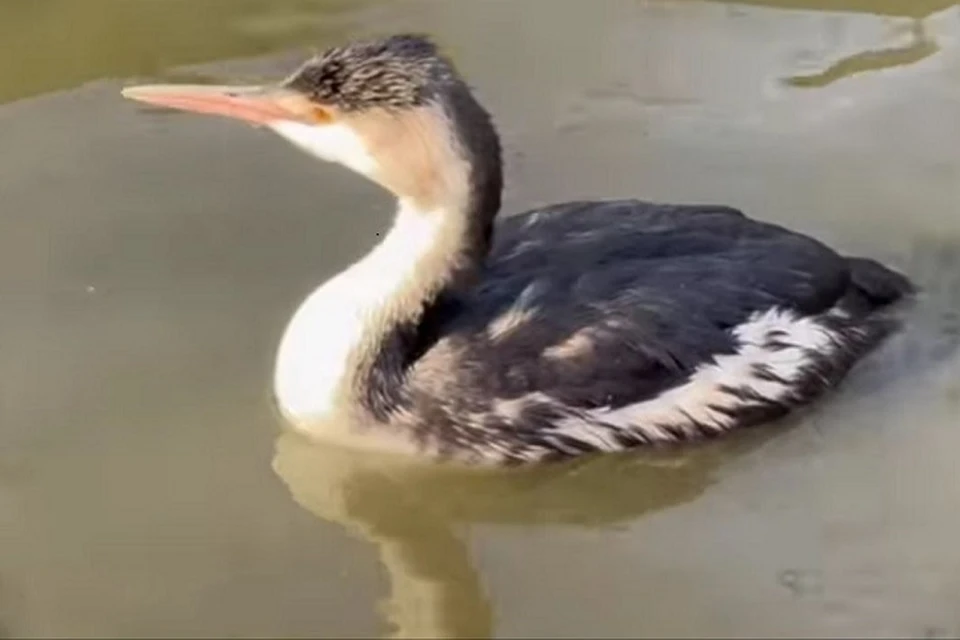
271, 427, 778, 639
783, 19, 941, 87
702, 0, 954, 88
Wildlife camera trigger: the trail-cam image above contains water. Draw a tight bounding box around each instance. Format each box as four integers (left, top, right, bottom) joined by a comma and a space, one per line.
2, 0, 959, 637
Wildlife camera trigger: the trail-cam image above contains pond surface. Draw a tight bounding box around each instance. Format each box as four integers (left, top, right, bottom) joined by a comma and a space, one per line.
2, 0, 959, 637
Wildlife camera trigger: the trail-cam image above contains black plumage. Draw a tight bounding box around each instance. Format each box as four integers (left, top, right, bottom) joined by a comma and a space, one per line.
363, 199, 913, 464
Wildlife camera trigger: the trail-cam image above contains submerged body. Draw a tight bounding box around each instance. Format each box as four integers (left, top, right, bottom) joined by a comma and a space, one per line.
122, 34, 913, 465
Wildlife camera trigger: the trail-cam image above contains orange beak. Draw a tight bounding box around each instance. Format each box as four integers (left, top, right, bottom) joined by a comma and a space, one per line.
121, 84, 309, 126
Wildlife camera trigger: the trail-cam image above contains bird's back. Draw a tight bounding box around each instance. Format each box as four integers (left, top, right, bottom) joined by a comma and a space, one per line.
388, 199, 914, 464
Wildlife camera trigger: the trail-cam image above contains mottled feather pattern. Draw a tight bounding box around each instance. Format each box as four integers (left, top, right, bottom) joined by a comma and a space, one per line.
360, 200, 912, 465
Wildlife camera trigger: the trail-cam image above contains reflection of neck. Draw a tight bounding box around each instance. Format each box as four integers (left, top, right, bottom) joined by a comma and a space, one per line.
369, 509, 493, 639
271, 434, 493, 639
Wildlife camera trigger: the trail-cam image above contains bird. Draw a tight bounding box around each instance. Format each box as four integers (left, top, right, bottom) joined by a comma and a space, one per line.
121, 33, 914, 466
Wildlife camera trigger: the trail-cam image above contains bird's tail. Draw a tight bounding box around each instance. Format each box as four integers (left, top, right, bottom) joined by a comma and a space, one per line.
845, 256, 916, 308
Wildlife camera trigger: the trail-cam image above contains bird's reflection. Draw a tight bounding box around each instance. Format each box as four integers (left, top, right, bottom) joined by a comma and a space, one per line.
271, 425, 774, 638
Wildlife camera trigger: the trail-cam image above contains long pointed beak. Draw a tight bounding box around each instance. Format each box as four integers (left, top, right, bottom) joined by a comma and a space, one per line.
121, 84, 304, 126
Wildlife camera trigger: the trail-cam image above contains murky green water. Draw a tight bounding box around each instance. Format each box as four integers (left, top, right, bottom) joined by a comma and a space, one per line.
2, 0, 959, 637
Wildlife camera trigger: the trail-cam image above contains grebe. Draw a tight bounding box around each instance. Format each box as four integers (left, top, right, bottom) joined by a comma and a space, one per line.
122, 34, 913, 465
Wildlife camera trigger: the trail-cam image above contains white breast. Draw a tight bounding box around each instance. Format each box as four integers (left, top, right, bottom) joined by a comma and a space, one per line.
273, 201, 447, 426
554, 306, 843, 443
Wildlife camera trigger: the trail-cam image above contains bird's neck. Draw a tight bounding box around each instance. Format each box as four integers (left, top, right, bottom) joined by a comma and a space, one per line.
273, 190, 490, 428
274, 89, 503, 432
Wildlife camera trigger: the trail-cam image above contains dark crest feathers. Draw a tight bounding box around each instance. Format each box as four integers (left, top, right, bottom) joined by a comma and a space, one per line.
284, 33, 455, 111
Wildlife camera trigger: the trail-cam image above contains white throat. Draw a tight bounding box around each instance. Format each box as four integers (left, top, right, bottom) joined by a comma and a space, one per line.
273, 197, 458, 427
269, 120, 379, 177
